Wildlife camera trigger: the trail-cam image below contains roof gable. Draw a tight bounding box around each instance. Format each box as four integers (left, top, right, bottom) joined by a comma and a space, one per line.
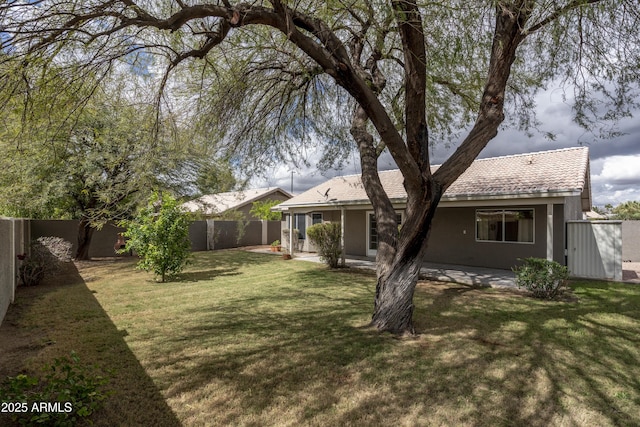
183, 187, 292, 215
277, 147, 590, 209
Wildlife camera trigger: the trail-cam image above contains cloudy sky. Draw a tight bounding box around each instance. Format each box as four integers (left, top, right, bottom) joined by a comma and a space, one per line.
255, 87, 640, 208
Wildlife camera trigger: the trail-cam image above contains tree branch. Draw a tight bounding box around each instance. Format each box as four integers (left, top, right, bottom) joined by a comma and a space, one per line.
391, 0, 429, 186
527, 0, 603, 34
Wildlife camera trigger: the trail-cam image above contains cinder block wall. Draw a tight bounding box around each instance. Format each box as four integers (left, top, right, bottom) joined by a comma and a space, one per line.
29, 220, 209, 257
30, 220, 125, 258
0, 219, 14, 326
1, 218, 28, 327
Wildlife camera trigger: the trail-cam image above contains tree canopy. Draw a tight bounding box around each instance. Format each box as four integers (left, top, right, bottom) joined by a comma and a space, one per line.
0, 69, 236, 258
1, 1, 638, 332
595, 201, 640, 220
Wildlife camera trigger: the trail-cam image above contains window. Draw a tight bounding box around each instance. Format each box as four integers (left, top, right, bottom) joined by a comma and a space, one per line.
312, 213, 323, 225
476, 209, 534, 243
294, 213, 306, 239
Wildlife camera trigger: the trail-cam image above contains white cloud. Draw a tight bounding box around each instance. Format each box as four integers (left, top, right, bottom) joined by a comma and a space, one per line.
592, 187, 640, 207
596, 155, 640, 184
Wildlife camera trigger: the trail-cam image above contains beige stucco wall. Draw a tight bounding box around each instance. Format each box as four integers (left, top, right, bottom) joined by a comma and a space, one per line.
622, 220, 640, 262
284, 203, 569, 270
345, 210, 367, 257
423, 205, 548, 270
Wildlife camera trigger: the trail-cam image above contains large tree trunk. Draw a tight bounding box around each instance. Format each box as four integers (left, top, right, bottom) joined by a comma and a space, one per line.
370, 180, 441, 334
365, 3, 527, 335
75, 218, 95, 260
371, 253, 423, 334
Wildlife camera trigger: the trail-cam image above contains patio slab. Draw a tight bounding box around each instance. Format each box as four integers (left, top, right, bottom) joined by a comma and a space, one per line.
288, 252, 518, 289
247, 247, 640, 287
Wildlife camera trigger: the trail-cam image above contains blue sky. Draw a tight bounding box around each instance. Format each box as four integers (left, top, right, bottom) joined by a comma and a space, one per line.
256, 87, 640, 208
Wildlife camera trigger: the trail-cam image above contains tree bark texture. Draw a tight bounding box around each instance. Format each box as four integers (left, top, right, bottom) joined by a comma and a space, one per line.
75, 218, 95, 261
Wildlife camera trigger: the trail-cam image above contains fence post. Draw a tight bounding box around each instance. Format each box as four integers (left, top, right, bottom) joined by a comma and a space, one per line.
261, 220, 268, 245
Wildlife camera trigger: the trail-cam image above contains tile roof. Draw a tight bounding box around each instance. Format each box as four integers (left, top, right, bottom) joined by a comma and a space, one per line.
277, 147, 590, 209
182, 187, 292, 215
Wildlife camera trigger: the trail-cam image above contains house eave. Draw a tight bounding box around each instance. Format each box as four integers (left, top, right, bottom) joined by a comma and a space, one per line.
274, 190, 584, 211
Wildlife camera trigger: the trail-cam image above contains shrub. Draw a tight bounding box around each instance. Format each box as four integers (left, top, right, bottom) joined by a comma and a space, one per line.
121, 192, 192, 282
0, 351, 110, 426
513, 257, 570, 299
306, 223, 342, 268
17, 237, 73, 286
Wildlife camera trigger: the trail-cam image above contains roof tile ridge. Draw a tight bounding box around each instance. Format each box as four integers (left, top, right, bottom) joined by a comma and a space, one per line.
468, 146, 588, 164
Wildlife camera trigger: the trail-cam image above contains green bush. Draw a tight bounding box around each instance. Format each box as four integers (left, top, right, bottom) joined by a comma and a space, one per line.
121, 192, 192, 282
0, 352, 110, 426
17, 237, 73, 286
306, 223, 342, 268
513, 257, 569, 299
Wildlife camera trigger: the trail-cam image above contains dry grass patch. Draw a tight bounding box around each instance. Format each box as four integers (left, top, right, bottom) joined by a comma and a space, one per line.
2, 250, 639, 426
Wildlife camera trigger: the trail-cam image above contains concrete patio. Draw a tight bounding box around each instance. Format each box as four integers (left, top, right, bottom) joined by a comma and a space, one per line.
248, 246, 640, 286
248, 247, 517, 289
294, 252, 518, 289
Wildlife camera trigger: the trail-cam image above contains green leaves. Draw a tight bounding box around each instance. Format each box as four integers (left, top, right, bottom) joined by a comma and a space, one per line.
121, 192, 192, 282
249, 199, 283, 220
611, 201, 640, 220
0, 352, 110, 427
306, 222, 342, 269
513, 258, 570, 299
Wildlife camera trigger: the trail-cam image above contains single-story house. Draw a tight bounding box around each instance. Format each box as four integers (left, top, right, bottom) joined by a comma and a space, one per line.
182, 187, 292, 220
274, 147, 591, 270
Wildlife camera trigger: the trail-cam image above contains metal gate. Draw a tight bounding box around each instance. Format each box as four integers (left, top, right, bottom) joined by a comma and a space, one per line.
567, 221, 622, 281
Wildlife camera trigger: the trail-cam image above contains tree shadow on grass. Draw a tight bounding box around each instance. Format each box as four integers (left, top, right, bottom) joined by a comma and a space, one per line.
192, 249, 278, 268
0, 262, 181, 427
175, 250, 281, 282
132, 268, 640, 426
176, 268, 241, 282
409, 280, 640, 426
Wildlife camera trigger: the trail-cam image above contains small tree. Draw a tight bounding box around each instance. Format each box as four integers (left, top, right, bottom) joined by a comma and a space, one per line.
249, 200, 283, 221
306, 223, 342, 269
122, 193, 191, 282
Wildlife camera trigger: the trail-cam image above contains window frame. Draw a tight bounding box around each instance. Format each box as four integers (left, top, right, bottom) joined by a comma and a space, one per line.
311, 213, 323, 225
294, 213, 307, 239
475, 208, 535, 244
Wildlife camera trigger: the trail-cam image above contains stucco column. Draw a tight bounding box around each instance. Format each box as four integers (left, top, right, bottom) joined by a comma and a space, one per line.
340, 207, 346, 267
289, 211, 294, 256
547, 203, 554, 261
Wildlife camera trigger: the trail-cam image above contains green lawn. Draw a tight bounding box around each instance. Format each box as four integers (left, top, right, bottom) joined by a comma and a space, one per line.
2, 250, 639, 426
